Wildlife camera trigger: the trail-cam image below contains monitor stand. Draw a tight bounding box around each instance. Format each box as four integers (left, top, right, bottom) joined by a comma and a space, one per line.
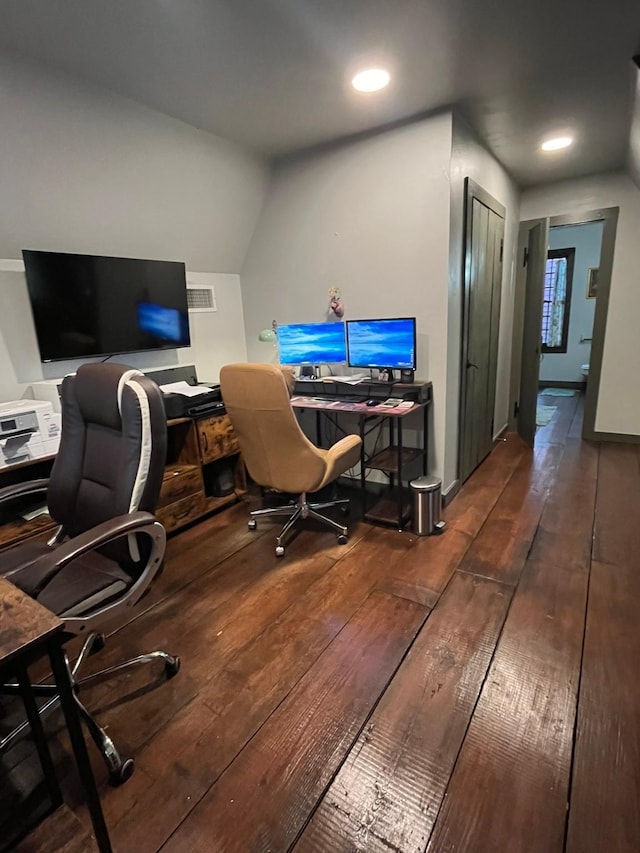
379, 369, 395, 383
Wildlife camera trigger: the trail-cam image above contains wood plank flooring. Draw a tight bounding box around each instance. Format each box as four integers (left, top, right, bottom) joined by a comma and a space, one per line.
3, 391, 639, 852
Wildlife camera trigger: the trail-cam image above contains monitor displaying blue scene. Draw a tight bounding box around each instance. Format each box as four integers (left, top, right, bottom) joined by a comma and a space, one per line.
346, 317, 417, 370
277, 322, 347, 365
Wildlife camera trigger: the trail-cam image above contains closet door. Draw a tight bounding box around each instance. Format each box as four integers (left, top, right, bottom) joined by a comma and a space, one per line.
459, 180, 505, 483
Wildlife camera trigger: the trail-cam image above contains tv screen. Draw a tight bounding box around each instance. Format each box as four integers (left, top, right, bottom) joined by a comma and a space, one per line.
277, 322, 347, 365
346, 317, 417, 370
22, 250, 191, 362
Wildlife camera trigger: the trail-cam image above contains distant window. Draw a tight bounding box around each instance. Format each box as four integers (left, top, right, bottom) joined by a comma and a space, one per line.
542, 247, 575, 353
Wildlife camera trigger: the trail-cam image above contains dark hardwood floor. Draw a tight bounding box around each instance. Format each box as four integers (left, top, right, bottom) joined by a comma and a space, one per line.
7, 391, 640, 852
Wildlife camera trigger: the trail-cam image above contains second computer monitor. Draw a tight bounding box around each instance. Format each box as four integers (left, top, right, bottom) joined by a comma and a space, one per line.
346, 317, 416, 370
277, 321, 347, 365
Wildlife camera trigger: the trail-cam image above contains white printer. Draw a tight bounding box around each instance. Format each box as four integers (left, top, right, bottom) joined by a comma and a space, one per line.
0, 400, 61, 468
30, 378, 64, 413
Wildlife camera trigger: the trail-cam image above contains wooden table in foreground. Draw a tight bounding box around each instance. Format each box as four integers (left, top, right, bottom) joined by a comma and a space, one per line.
0, 577, 111, 852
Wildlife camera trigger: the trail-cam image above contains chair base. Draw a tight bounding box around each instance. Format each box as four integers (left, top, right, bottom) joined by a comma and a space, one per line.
249, 492, 350, 556
0, 632, 180, 786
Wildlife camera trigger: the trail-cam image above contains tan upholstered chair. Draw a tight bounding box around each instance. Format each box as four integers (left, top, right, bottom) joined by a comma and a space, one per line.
220, 363, 362, 556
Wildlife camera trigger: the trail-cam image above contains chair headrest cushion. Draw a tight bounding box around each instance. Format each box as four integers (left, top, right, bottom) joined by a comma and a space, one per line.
73, 363, 145, 429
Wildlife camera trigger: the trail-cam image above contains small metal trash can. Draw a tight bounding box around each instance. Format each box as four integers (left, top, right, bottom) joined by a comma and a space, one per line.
410, 475, 446, 536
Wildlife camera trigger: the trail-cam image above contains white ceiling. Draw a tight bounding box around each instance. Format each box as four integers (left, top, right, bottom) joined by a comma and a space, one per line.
1, 0, 639, 187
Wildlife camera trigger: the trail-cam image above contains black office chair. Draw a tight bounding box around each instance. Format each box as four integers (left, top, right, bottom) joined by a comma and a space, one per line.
0, 363, 178, 785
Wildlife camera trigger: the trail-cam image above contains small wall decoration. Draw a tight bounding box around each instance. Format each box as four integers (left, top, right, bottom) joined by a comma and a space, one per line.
587, 267, 598, 299
329, 286, 344, 318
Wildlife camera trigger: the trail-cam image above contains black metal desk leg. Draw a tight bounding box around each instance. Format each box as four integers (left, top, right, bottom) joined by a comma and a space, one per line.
47, 641, 112, 853
17, 667, 62, 811
359, 416, 366, 514
423, 403, 428, 475
397, 418, 403, 528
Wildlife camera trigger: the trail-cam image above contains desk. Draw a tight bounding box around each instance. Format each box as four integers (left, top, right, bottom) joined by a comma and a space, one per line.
291, 395, 429, 528
0, 410, 248, 550
0, 577, 111, 852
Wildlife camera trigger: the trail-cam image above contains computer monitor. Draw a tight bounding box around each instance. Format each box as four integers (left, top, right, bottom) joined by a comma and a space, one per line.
346, 317, 417, 372
277, 322, 347, 365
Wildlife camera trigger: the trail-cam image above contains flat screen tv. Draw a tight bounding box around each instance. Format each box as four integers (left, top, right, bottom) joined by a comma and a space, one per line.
277, 322, 347, 365
22, 250, 191, 362
346, 317, 417, 370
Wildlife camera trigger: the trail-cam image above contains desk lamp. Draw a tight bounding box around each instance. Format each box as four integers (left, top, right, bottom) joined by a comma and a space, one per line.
258, 320, 277, 343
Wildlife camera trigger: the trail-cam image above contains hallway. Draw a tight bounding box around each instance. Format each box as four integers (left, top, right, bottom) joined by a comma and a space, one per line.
6, 392, 639, 852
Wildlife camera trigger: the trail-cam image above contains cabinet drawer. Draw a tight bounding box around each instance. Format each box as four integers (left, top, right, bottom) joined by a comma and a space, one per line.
156, 492, 206, 533
159, 465, 202, 508
197, 414, 239, 464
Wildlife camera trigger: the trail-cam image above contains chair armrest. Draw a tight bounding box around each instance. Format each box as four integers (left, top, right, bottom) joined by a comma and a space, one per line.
6, 510, 159, 598
320, 434, 362, 488
325, 434, 362, 462
0, 478, 50, 506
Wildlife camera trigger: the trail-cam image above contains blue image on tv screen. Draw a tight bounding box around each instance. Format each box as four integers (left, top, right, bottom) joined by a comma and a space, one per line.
347, 318, 416, 369
277, 322, 347, 365
137, 302, 187, 344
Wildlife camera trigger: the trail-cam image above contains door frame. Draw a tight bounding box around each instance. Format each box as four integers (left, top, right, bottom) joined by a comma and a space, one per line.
517, 220, 549, 446
510, 206, 618, 442
458, 178, 505, 481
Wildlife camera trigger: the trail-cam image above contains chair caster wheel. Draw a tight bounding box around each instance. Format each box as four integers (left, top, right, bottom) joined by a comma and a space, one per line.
337, 534, 348, 545
165, 656, 181, 678
109, 757, 135, 787
90, 634, 106, 654
275, 545, 285, 557
248, 519, 257, 530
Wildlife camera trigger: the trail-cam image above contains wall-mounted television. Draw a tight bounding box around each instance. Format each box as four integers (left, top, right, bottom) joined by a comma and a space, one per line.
346, 317, 417, 370
277, 322, 347, 365
22, 250, 191, 362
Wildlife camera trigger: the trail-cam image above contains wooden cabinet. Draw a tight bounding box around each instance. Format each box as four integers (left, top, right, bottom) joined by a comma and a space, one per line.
159, 414, 246, 534
197, 414, 239, 464
0, 412, 246, 547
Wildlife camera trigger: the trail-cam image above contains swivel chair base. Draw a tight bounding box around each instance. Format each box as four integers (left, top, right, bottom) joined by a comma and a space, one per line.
1, 632, 180, 786
249, 491, 350, 556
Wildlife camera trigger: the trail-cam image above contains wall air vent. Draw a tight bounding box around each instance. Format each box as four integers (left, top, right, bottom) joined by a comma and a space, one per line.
187, 285, 216, 313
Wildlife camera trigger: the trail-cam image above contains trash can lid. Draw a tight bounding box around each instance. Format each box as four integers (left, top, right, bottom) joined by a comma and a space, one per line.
410, 475, 442, 491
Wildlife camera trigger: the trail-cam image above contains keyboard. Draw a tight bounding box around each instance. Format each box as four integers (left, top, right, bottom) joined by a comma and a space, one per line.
305, 394, 365, 404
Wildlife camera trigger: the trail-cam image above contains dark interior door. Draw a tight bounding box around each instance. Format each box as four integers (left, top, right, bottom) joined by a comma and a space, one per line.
459, 182, 505, 483
517, 221, 549, 446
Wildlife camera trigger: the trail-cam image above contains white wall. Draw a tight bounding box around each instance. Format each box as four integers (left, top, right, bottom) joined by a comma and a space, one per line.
521, 171, 640, 436
448, 116, 521, 485
241, 114, 453, 481
629, 67, 640, 191
0, 51, 270, 399
541, 222, 602, 383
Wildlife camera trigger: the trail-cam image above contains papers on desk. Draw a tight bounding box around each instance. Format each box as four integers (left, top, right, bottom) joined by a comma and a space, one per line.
159, 381, 213, 397
324, 374, 368, 384
291, 396, 416, 414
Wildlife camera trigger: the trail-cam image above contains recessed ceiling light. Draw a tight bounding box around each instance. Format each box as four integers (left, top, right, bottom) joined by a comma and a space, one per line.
541, 136, 574, 152
351, 68, 390, 93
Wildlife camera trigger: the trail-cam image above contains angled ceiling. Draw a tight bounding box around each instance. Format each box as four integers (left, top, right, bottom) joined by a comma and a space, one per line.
1, 0, 639, 186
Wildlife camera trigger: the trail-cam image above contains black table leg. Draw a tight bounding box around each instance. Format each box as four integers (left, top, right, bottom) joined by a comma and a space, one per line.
47, 641, 112, 853
397, 418, 403, 528
359, 415, 366, 514
423, 403, 428, 475
17, 666, 62, 811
